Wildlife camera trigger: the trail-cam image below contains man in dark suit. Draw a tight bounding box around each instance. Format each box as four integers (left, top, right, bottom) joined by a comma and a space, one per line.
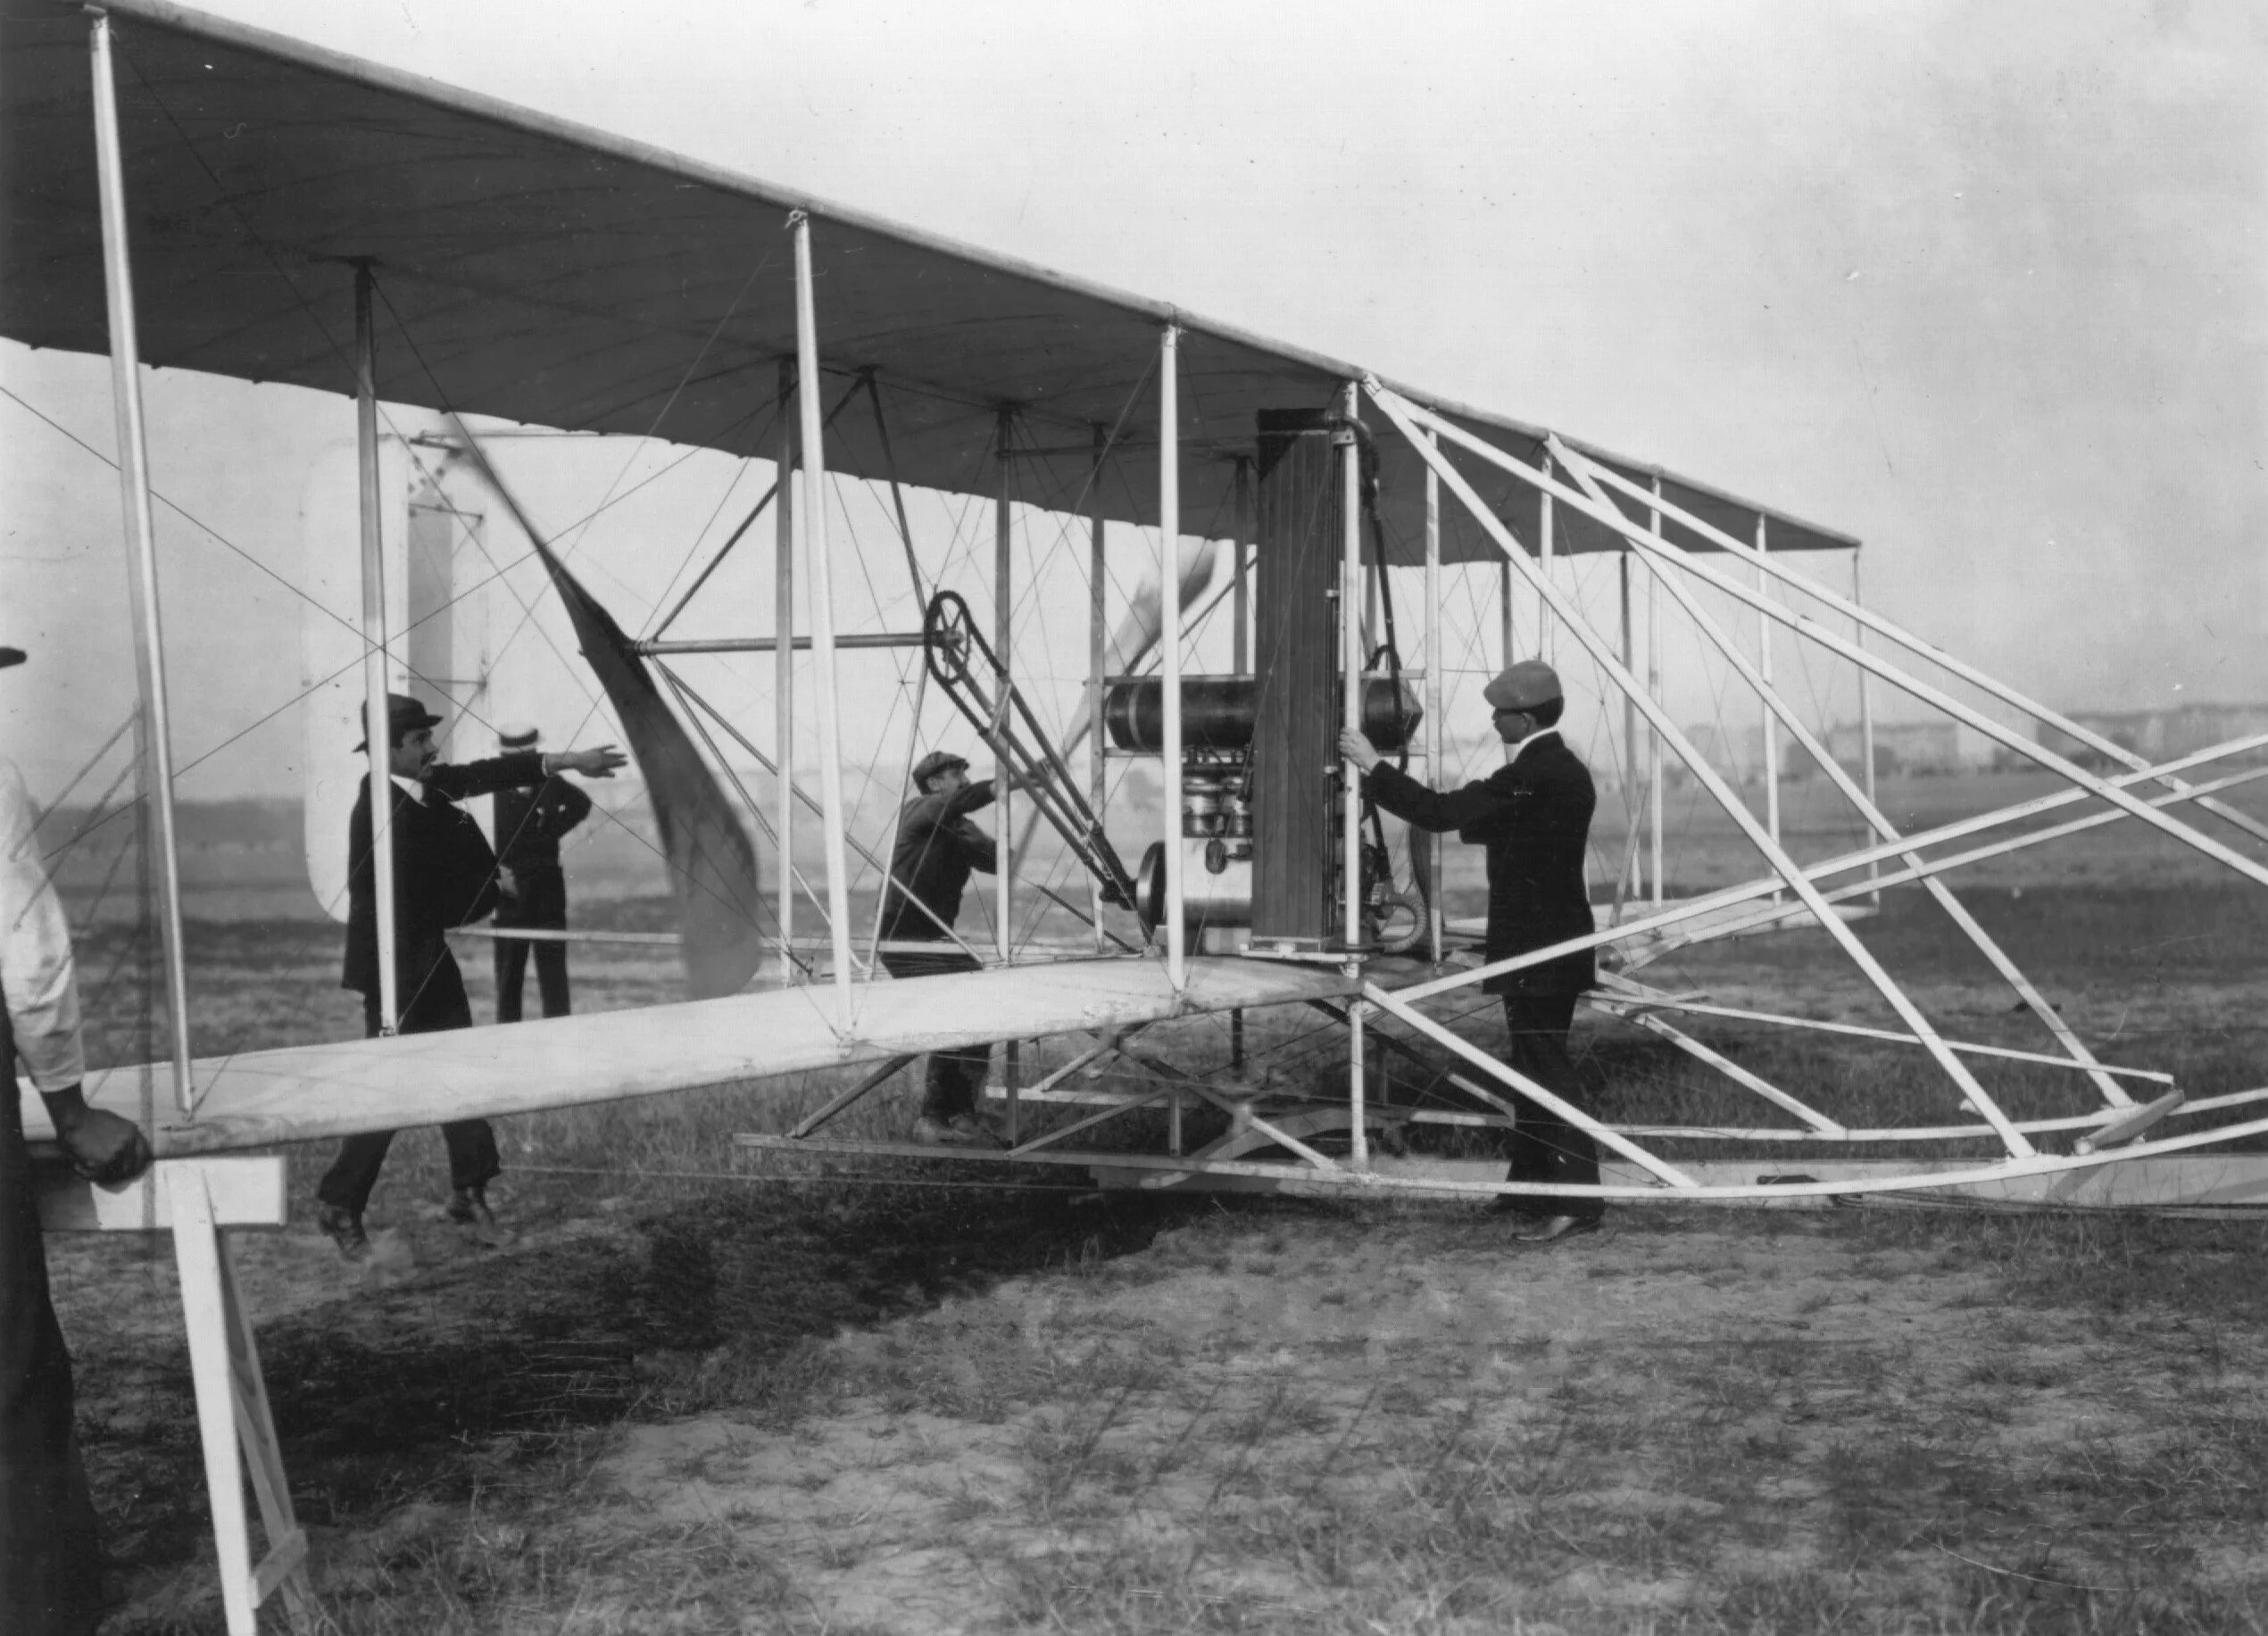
878, 750, 1009, 1147
1, 644, 153, 1635
1341, 660, 1603, 1242
317, 693, 624, 1258
490, 724, 594, 1023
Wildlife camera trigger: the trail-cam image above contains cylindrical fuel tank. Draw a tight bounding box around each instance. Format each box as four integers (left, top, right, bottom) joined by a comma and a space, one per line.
1137, 840, 1255, 933
1105, 676, 1421, 753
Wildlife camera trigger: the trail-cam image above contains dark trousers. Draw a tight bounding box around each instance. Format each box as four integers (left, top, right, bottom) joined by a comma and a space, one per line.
317, 950, 502, 1217
1500, 991, 1602, 1219
878, 945, 989, 1120
494, 868, 570, 1023
0, 1015, 104, 1634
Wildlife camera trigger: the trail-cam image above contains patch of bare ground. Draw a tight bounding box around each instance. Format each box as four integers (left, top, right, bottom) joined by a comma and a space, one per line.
84, 1194, 2255, 1634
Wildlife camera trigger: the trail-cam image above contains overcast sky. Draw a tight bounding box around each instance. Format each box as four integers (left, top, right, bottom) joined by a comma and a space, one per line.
2, 0, 2259, 801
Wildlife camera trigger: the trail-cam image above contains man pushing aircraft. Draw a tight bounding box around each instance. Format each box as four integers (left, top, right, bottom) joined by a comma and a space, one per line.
1340, 660, 1604, 1242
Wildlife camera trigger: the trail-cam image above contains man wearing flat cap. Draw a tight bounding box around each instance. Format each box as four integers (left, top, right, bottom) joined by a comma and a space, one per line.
0, 644, 154, 1633
317, 694, 624, 1258
489, 724, 594, 1025
877, 750, 1013, 1146
1341, 660, 1605, 1242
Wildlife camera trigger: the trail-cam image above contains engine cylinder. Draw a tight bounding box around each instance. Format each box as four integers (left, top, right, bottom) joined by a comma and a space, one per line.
1104, 676, 1421, 753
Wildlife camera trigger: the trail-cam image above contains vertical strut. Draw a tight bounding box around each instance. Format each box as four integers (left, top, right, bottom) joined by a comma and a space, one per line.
1157, 326, 1186, 986
345, 268, 399, 1042
1423, 430, 1443, 963
789, 212, 856, 1017
1647, 477, 1665, 907
1089, 424, 1109, 954
994, 408, 1014, 961
1232, 456, 1252, 676
774, 361, 795, 980
91, 12, 195, 1108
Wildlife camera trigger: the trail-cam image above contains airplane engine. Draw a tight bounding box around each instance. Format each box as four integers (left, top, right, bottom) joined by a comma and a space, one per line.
1117, 408, 1422, 952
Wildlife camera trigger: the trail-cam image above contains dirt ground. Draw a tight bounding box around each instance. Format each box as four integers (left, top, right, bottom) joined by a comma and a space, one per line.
38, 772, 2268, 1632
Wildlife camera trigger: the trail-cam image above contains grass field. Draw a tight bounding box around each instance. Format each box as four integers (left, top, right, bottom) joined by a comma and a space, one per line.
40, 773, 2268, 1632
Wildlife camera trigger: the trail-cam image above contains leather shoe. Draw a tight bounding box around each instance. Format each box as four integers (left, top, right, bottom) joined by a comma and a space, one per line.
1509, 1213, 1602, 1243
446, 1186, 496, 1227
317, 1202, 370, 1261
914, 1114, 1001, 1149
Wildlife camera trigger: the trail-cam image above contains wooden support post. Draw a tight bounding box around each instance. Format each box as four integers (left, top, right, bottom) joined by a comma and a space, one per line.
1537, 455, 1554, 664
92, 12, 195, 1103
995, 408, 1015, 965
1424, 431, 1443, 962
1338, 384, 1367, 1167
1619, 551, 1640, 899
1499, 558, 1515, 679
775, 361, 796, 979
1648, 476, 1665, 907
60, 1158, 316, 1636
1756, 517, 1781, 873
1232, 456, 1252, 676
788, 212, 857, 1017
1158, 326, 1186, 987
1089, 424, 1109, 955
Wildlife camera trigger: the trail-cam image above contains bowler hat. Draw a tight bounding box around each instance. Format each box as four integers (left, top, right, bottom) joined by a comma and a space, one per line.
911, 750, 969, 787
353, 693, 444, 752
0, 647, 23, 670
1482, 660, 1562, 713
497, 722, 540, 749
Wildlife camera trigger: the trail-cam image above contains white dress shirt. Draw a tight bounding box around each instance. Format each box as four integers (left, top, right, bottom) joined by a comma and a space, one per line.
0, 758, 85, 1092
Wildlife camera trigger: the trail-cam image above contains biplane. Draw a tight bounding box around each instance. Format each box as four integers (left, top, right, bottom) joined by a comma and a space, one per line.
7, 1, 2268, 1628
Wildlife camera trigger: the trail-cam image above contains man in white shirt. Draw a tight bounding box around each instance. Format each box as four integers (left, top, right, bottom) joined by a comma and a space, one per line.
1, 644, 154, 1634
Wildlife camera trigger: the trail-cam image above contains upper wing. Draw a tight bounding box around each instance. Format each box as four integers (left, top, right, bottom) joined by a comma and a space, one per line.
0, 0, 1854, 567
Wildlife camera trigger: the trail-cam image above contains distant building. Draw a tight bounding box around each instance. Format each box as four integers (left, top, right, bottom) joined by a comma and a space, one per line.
2034, 702, 2268, 772
1824, 720, 1964, 777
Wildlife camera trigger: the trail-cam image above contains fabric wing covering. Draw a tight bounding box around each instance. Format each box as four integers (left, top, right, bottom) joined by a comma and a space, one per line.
0, 0, 1857, 565
530, 538, 766, 1001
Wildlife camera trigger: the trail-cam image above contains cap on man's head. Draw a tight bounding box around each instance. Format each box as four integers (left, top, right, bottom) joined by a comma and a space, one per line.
497, 722, 540, 750
911, 750, 969, 787
1482, 660, 1563, 713
353, 692, 444, 751
0, 646, 24, 670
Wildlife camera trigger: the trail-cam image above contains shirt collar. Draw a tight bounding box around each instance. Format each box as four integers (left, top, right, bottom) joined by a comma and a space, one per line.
390, 773, 428, 804
1508, 727, 1560, 766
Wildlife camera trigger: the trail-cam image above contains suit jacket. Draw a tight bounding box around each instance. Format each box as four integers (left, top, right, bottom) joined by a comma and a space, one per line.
1364, 731, 1597, 994
341, 752, 544, 996
878, 778, 997, 941
492, 776, 594, 873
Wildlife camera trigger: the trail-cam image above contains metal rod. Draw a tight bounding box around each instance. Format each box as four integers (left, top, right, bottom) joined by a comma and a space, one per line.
637, 632, 923, 656
1617, 550, 1641, 904
1089, 424, 1109, 955
789, 212, 858, 1019
1392, 386, 2268, 892
1577, 458, 2268, 853
774, 361, 795, 980
1586, 459, 2112, 1129
90, 12, 195, 1108
1423, 431, 1443, 964
1368, 385, 2037, 1159
1158, 326, 1186, 986
1854, 549, 1880, 904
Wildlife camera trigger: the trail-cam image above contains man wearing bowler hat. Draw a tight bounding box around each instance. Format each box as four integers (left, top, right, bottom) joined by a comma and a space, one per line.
1340, 660, 1605, 1242
489, 724, 594, 1024
877, 749, 1018, 1146
0, 644, 154, 1633
317, 693, 624, 1258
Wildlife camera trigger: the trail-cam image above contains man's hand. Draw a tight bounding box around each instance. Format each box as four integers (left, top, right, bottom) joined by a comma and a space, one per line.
1337, 727, 1384, 775
552, 745, 629, 779
42, 1085, 154, 1189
